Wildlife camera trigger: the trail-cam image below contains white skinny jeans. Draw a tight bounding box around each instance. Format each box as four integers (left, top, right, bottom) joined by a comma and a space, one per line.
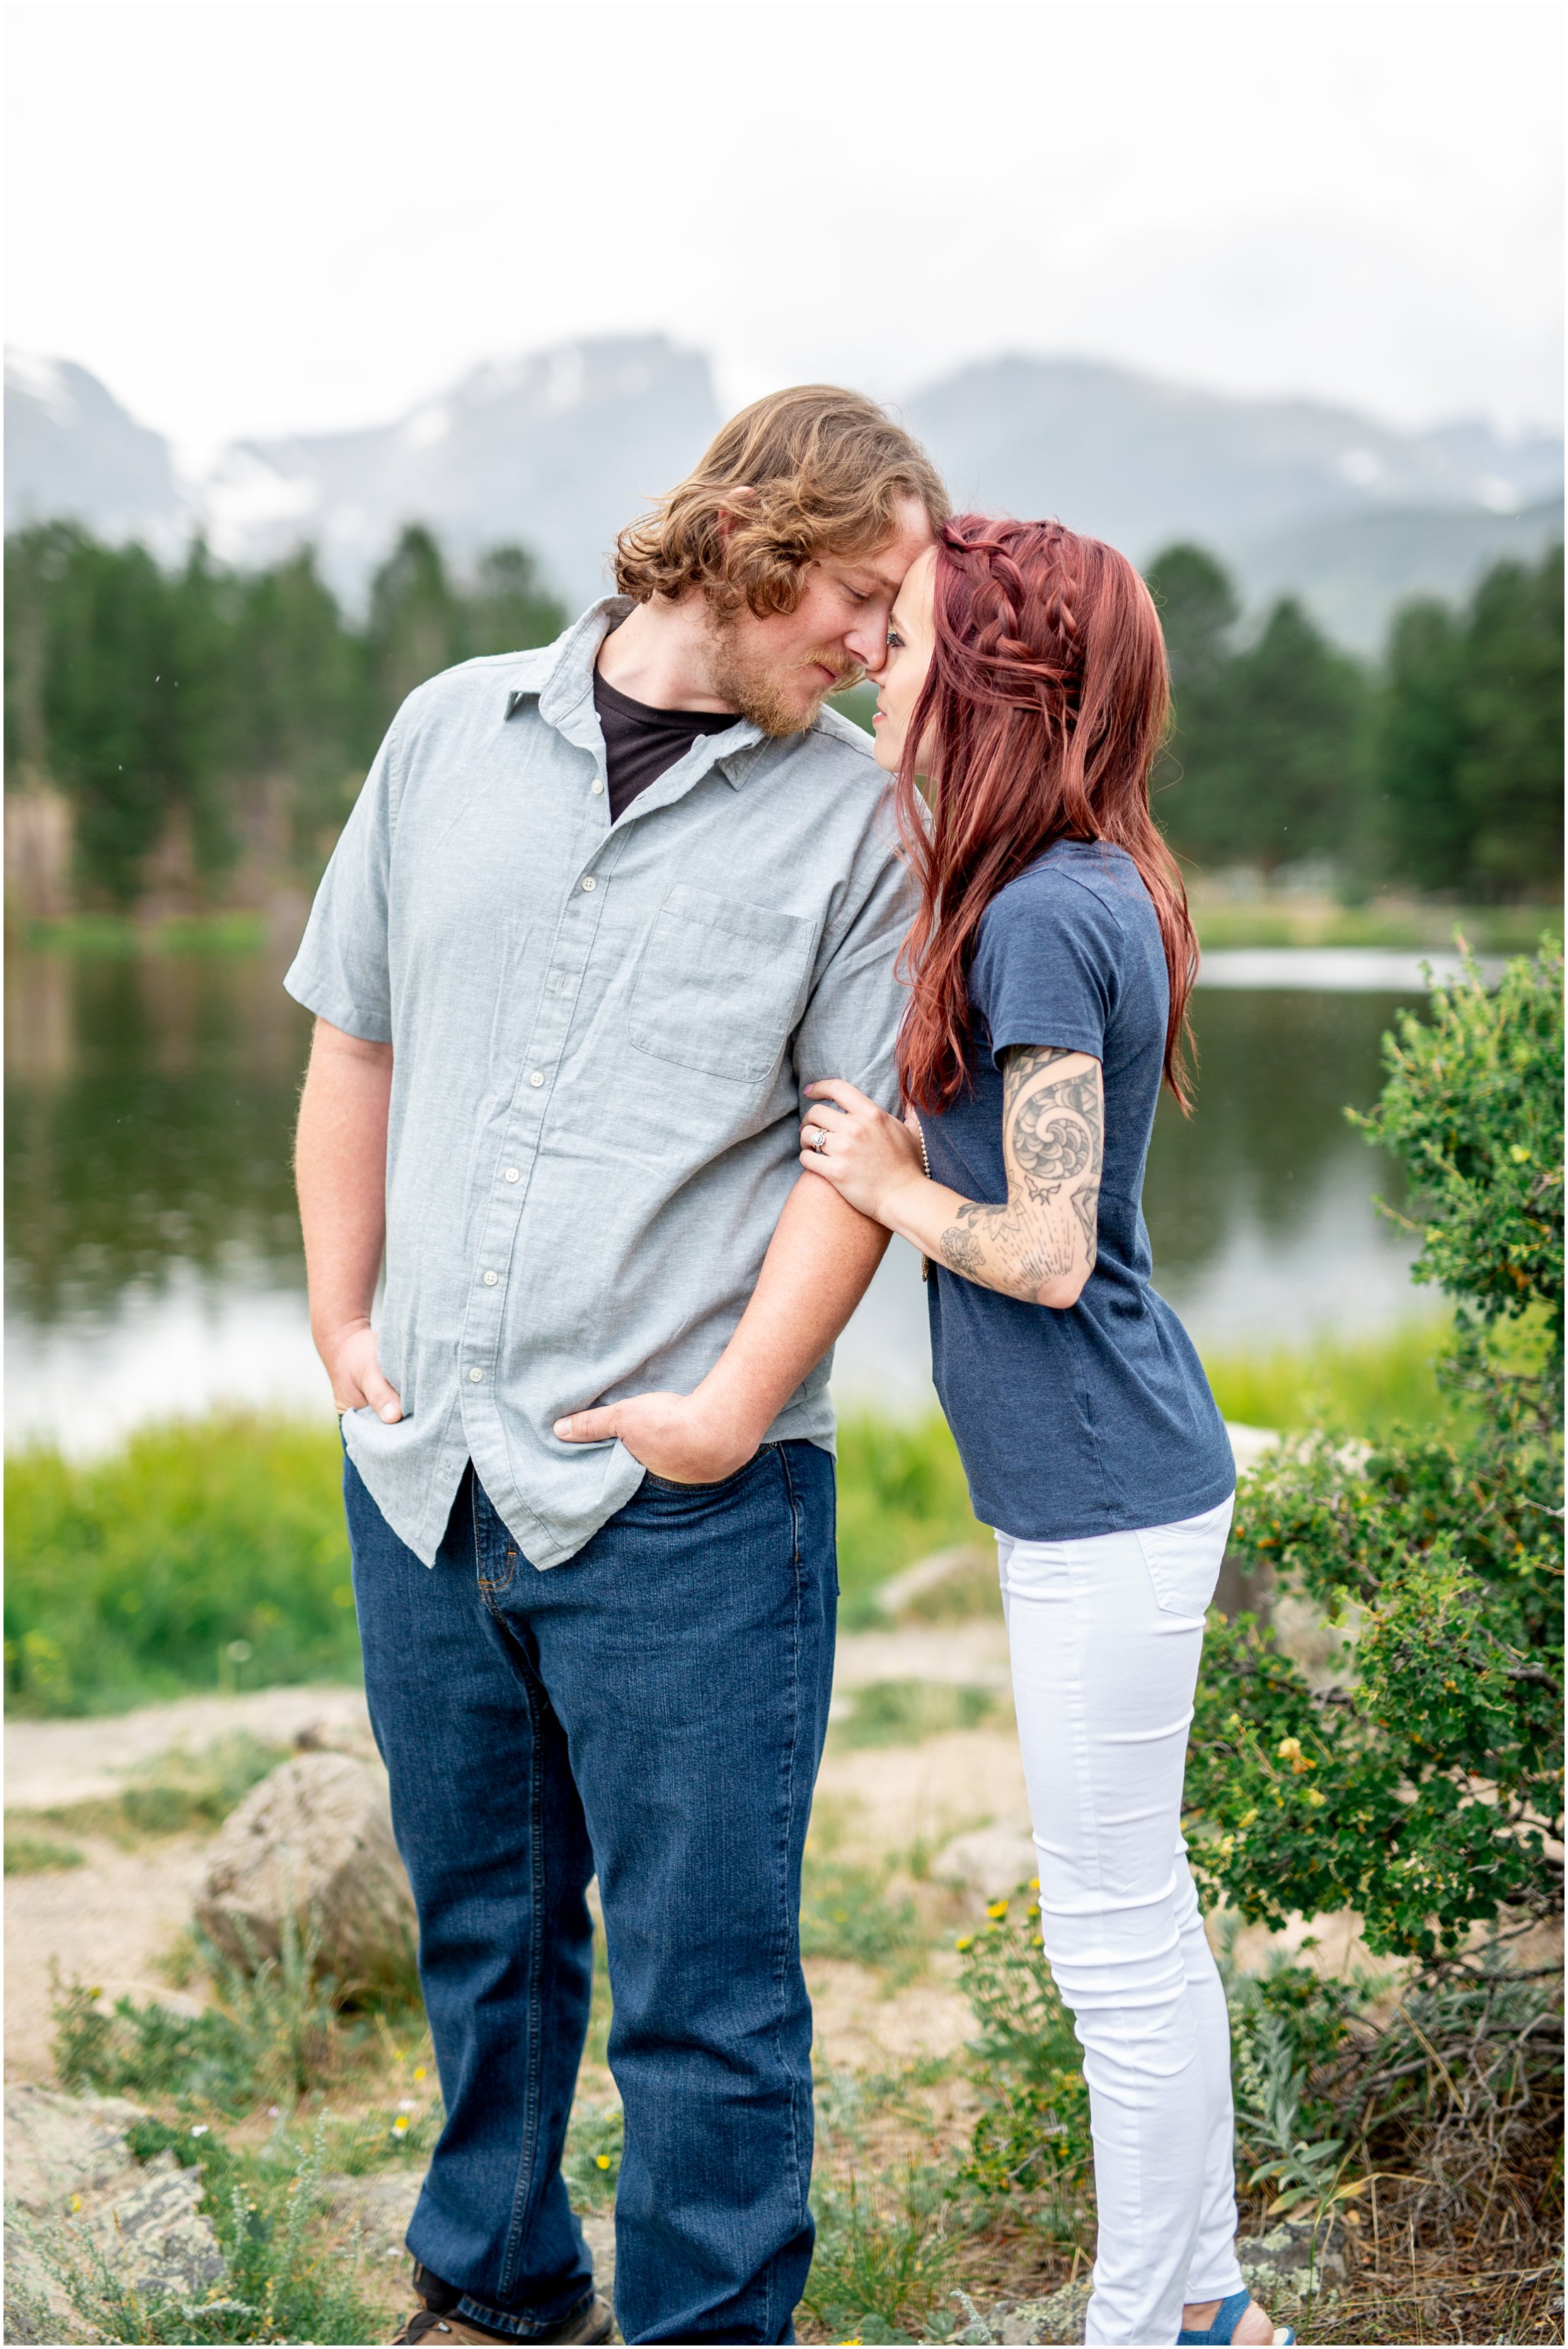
998, 1500, 1246, 2346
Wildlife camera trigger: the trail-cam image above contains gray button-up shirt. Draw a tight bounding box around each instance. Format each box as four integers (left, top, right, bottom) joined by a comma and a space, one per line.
285, 599, 911, 1568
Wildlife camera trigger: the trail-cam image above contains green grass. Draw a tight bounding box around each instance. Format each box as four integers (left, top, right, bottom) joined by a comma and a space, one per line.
1189, 900, 1562, 953
16, 1733, 287, 1847
5, 1413, 357, 1715
833, 1679, 1001, 1748
836, 1412, 983, 1626
7, 2115, 386, 2345
800, 1849, 921, 1971
1199, 1319, 1454, 1437
21, 910, 270, 955
4, 1330, 1462, 1716
5, 1832, 86, 1873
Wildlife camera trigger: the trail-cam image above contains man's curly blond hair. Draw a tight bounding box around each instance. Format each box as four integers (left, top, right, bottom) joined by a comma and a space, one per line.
613, 385, 949, 618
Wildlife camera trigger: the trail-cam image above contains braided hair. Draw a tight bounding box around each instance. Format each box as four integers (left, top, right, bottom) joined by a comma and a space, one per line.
894, 515, 1197, 1114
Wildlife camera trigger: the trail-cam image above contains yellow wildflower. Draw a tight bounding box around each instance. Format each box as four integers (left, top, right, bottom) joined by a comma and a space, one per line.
955, 1936, 974, 1953
595, 2154, 612, 2171
392, 2115, 410, 2134
413, 2066, 428, 2081
986, 1899, 1008, 1919
1304, 1788, 1327, 1808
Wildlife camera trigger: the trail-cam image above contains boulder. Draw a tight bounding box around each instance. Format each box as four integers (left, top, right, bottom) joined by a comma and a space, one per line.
4, 2081, 226, 2341
1237, 2214, 1346, 2299
930, 1815, 1039, 1902
976, 2279, 1091, 2343
195, 1750, 417, 1992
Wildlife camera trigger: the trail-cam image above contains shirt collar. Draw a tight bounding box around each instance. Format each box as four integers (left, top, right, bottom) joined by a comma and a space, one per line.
505, 597, 766, 790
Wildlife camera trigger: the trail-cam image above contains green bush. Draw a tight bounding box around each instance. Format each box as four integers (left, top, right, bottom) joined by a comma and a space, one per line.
952, 1893, 1093, 2210
1185, 943, 1564, 1958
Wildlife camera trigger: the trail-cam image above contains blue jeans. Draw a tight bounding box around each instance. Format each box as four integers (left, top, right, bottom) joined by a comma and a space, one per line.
345, 1442, 837, 2345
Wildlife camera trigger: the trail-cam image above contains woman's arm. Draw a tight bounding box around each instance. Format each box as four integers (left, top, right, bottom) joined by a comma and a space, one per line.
800, 1045, 1104, 1311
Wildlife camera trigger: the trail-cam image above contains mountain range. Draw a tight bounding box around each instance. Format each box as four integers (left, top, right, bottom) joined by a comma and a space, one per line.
6, 338, 1562, 653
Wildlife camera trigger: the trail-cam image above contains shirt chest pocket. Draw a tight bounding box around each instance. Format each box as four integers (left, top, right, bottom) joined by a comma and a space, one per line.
628, 883, 815, 1084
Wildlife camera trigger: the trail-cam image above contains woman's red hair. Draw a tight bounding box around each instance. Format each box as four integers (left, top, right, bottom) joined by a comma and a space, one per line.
894, 515, 1197, 1115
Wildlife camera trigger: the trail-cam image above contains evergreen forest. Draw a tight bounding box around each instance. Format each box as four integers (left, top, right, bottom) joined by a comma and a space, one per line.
4, 520, 1562, 912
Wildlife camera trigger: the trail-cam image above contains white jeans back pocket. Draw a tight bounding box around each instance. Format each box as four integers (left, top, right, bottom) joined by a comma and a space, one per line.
1133, 1496, 1235, 1619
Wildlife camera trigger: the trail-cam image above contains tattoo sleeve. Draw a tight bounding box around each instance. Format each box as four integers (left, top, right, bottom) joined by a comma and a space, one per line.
933, 1045, 1104, 1305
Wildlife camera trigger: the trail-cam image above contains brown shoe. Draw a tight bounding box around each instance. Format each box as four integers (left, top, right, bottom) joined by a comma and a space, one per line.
391, 2297, 613, 2345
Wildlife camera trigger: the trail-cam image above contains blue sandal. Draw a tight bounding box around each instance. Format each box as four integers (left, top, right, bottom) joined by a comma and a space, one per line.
1177, 2289, 1296, 2345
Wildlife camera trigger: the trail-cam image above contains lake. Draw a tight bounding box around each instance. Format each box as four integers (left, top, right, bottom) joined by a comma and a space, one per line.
4, 943, 1460, 1452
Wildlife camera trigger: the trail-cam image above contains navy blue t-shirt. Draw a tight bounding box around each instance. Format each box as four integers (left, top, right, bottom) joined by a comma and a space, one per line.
922, 840, 1234, 1541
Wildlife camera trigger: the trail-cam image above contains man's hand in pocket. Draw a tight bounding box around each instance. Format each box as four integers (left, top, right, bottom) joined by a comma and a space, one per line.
319, 1319, 403, 1423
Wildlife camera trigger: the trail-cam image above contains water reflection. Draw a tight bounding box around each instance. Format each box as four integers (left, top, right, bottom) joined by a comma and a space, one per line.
5, 947, 1426, 1449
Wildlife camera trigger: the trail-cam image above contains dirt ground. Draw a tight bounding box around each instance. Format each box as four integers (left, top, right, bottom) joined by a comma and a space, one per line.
9, 1636, 1509, 2347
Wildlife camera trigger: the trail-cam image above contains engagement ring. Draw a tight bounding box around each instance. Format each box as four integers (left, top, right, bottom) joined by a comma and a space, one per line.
809, 1127, 830, 1154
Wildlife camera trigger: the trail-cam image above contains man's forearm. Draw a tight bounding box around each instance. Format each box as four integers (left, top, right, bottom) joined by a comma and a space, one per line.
693, 1173, 890, 1441
295, 1022, 393, 1346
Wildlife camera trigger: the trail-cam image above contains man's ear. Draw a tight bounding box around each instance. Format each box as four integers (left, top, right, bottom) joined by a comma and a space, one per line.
715, 486, 759, 546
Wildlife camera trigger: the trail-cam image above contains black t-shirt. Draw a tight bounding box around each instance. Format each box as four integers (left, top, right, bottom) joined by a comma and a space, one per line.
593, 667, 737, 822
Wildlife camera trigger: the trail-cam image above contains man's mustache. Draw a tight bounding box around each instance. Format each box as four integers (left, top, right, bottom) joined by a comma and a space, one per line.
807, 653, 865, 693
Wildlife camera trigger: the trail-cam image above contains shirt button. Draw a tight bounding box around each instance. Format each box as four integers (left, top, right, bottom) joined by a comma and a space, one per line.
468, 1367, 485, 1383
529, 1070, 544, 1087
591, 779, 604, 796
482, 1270, 499, 1286
581, 875, 596, 892
503, 1166, 520, 1182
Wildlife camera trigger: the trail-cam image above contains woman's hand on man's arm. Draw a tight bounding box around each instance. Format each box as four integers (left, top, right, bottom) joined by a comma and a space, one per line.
799, 1048, 1102, 1310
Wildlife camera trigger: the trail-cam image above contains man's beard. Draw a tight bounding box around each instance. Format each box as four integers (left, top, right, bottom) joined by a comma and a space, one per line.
708, 624, 864, 739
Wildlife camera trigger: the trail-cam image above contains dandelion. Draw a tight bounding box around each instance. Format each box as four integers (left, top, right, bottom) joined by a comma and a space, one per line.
413, 2065, 428, 2081
392, 2115, 410, 2135
986, 1898, 1008, 1919
595, 2154, 611, 2171
955, 1935, 974, 1953
1029, 1876, 1039, 1890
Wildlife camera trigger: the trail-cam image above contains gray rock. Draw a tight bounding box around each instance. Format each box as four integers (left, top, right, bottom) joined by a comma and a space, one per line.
930, 1817, 1039, 1901
1237, 2214, 1346, 2301
989, 2279, 1092, 2343
196, 1750, 417, 1992
4, 2081, 226, 2340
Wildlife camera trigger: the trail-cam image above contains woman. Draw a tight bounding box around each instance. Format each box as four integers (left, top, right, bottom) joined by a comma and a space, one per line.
798, 517, 1291, 2349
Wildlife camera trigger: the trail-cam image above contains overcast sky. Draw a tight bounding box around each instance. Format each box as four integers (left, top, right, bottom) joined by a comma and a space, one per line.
6, 0, 1562, 465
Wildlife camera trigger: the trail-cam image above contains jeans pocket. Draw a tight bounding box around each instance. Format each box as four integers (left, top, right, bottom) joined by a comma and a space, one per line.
1133, 1497, 1234, 1619
640, 1452, 764, 1498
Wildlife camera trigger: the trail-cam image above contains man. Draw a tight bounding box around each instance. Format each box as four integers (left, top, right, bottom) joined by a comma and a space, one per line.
288, 385, 945, 2346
